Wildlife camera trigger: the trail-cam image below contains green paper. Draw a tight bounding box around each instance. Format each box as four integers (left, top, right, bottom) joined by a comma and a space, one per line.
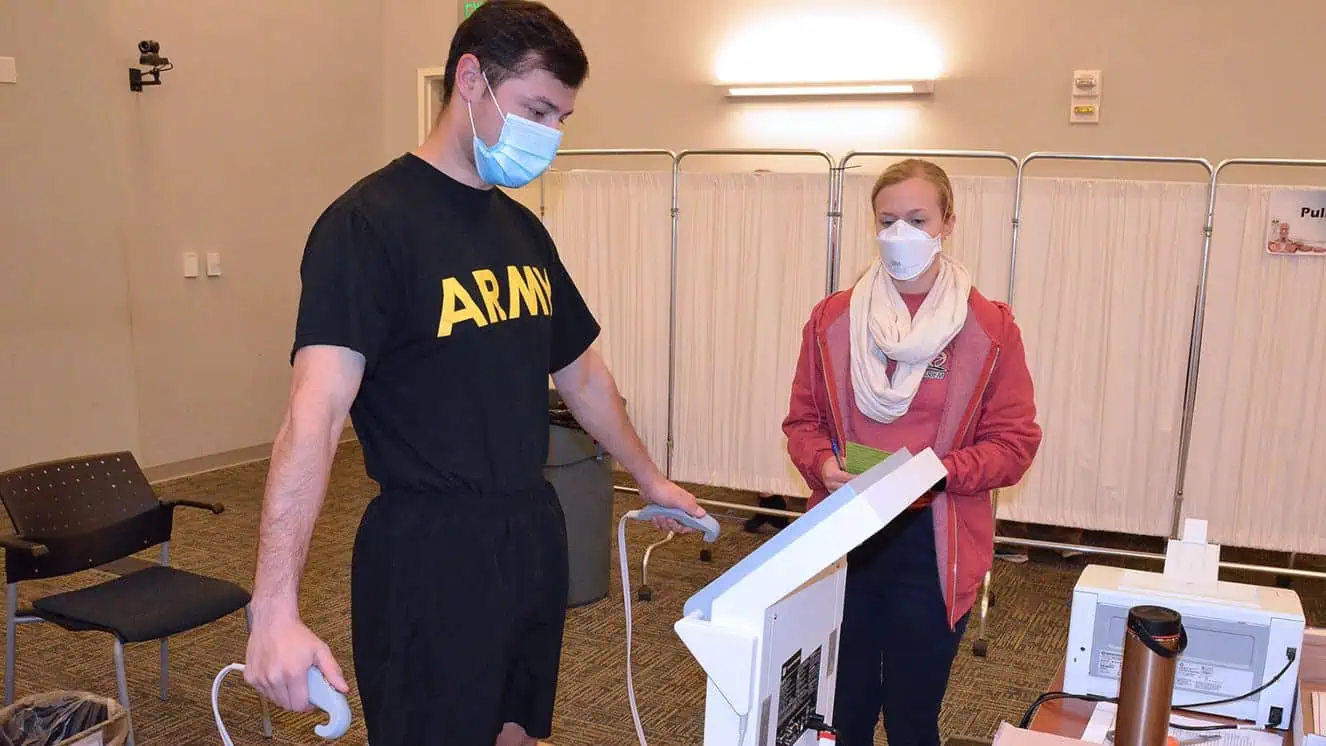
844, 441, 892, 475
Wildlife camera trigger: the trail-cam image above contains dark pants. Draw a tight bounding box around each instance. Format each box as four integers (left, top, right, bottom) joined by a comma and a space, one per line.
833, 506, 969, 746
350, 483, 569, 746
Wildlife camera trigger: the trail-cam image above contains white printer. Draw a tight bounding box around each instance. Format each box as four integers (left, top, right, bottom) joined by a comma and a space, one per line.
1064, 519, 1305, 728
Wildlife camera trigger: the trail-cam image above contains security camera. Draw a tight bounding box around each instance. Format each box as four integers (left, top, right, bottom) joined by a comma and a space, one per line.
137, 40, 169, 67
129, 39, 173, 92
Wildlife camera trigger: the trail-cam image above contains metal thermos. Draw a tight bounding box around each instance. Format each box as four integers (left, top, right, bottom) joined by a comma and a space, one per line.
1114, 605, 1187, 746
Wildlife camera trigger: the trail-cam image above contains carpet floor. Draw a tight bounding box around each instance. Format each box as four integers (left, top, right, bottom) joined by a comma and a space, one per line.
3, 440, 1322, 745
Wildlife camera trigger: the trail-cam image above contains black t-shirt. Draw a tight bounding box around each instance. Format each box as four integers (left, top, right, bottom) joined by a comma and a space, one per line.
291, 153, 601, 495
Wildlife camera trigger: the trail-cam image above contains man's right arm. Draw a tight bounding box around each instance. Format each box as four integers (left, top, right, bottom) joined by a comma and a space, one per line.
250, 345, 365, 623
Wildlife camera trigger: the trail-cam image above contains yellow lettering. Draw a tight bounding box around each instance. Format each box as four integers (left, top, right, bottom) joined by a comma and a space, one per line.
471, 269, 507, 323
508, 265, 541, 319
535, 267, 552, 311
437, 276, 489, 337
525, 265, 551, 314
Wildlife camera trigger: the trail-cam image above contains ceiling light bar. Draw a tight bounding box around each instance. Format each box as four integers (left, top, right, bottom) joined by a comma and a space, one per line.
721, 80, 935, 99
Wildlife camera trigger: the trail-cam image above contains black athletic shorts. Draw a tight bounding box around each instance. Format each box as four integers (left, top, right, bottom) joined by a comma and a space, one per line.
350, 481, 569, 745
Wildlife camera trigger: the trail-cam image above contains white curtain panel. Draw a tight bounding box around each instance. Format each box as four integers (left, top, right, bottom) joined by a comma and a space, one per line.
838, 173, 1016, 300
541, 170, 674, 469
1181, 184, 1326, 555
671, 171, 833, 496
999, 177, 1209, 535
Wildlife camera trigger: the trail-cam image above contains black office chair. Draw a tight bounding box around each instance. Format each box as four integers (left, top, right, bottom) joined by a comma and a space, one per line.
0, 451, 272, 746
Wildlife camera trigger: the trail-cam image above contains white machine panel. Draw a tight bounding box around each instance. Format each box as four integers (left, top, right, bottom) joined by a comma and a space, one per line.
675, 448, 947, 746
1066, 564, 1305, 728
756, 564, 845, 745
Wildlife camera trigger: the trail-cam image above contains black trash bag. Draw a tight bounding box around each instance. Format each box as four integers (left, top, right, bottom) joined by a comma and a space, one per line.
548, 389, 581, 432
547, 389, 624, 434
0, 694, 109, 746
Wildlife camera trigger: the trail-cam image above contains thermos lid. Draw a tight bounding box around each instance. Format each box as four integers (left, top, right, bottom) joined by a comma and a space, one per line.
1129, 605, 1182, 638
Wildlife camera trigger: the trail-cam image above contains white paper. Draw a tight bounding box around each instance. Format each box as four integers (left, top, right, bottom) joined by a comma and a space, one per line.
1119, 569, 1259, 607
1162, 540, 1220, 590
1079, 702, 1114, 743
1078, 702, 1282, 746
1182, 518, 1208, 544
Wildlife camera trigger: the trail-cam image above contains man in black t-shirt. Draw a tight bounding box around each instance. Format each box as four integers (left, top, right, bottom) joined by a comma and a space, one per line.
241, 3, 705, 744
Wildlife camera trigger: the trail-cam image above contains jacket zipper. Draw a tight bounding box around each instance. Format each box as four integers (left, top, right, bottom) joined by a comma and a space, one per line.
815, 333, 845, 463
946, 344, 1000, 627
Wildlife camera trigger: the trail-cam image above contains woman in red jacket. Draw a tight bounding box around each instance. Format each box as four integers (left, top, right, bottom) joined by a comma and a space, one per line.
783, 159, 1042, 746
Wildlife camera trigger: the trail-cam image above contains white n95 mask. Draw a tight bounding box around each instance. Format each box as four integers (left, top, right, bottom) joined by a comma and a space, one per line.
876, 220, 942, 281
467, 72, 562, 188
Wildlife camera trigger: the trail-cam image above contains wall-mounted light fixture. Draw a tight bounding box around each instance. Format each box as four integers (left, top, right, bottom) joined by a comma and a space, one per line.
720, 79, 935, 100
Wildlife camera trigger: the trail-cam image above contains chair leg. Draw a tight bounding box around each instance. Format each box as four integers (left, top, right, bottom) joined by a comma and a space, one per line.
5, 583, 16, 706
244, 605, 274, 739
113, 640, 135, 746
159, 638, 169, 701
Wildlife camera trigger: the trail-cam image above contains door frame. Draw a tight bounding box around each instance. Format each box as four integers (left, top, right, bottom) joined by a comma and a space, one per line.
417, 66, 446, 145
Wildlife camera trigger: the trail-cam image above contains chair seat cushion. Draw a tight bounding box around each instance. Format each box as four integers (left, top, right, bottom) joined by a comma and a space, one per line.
32, 565, 251, 643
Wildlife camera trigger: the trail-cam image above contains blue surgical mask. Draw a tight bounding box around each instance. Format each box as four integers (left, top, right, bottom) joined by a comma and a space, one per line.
467, 73, 562, 188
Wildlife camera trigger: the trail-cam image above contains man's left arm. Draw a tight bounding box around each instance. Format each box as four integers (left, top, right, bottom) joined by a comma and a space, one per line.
551, 349, 699, 510
544, 250, 705, 528
551, 349, 659, 487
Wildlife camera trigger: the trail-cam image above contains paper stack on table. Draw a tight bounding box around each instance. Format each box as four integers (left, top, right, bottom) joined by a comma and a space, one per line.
991, 722, 1091, 745
1079, 702, 1282, 746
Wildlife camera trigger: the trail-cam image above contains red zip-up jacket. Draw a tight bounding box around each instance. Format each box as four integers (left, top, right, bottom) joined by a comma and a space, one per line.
782, 285, 1042, 629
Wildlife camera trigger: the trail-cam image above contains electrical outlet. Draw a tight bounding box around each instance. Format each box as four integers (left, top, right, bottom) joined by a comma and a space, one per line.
182, 252, 200, 278
206, 252, 222, 277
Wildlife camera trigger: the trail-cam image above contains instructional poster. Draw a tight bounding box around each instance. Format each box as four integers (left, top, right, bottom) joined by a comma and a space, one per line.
1267, 188, 1326, 255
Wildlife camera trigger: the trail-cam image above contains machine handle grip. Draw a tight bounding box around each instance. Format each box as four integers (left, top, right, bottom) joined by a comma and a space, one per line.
307, 666, 352, 739
635, 504, 721, 543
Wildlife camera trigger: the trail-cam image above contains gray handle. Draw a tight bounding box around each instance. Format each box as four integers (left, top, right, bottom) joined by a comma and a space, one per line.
636, 504, 721, 543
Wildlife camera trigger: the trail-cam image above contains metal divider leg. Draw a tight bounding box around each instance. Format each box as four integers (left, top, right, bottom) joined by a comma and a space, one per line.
973, 568, 992, 658
637, 532, 676, 602
158, 639, 168, 701
5, 584, 16, 706
973, 491, 999, 658
113, 640, 135, 746
159, 542, 169, 701
1278, 552, 1298, 589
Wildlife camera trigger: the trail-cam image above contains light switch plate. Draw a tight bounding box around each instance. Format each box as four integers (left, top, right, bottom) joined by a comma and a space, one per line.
206, 252, 222, 277
183, 252, 200, 278
0, 57, 16, 85
1071, 69, 1101, 97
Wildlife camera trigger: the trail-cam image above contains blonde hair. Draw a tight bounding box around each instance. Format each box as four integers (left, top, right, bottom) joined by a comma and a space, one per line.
869, 158, 955, 221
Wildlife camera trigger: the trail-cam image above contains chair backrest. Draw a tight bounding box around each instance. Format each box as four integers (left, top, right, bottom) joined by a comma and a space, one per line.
0, 451, 172, 581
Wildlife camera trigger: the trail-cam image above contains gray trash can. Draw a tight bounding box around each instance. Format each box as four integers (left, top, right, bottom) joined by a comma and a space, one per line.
544, 389, 615, 607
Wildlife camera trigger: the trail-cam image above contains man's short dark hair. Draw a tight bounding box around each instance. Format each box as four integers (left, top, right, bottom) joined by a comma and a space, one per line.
442, 0, 589, 104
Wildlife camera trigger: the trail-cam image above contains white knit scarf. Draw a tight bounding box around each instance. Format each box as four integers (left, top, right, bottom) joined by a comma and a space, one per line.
848, 254, 973, 424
